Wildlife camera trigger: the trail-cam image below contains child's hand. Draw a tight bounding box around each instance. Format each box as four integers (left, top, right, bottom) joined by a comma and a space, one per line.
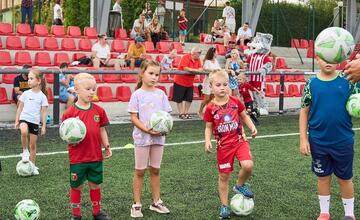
299, 139, 310, 156
41, 126, 46, 135
242, 132, 248, 141
104, 146, 112, 159
204, 141, 212, 153
147, 128, 162, 136
251, 127, 257, 138
15, 121, 19, 129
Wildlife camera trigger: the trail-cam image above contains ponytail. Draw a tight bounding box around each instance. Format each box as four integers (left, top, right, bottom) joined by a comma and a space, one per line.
29, 69, 48, 97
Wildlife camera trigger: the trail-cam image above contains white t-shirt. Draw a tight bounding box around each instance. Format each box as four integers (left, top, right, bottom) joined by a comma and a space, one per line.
130, 19, 145, 38
113, 2, 122, 13
237, 27, 252, 40
53, 4, 63, 20
203, 59, 221, 71
161, 56, 173, 70
92, 43, 110, 59
222, 6, 236, 24
19, 90, 48, 125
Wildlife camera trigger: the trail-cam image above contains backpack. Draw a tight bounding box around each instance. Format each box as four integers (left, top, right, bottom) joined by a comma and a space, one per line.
78, 56, 93, 65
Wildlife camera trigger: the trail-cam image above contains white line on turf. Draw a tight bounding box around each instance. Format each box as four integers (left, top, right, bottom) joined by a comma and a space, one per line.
1, 128, 360, 159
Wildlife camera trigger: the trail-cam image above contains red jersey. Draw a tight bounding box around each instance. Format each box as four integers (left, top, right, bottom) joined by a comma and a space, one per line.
178, 15, 187, 30
62, 103, 109, 164
246, 53, 271, 82
174, 53, 202, 87
239, 82, 256, 103
203, 96, 246, 148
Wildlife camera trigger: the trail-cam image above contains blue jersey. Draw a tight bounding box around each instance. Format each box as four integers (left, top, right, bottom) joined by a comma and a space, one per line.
301, 73, 354, 146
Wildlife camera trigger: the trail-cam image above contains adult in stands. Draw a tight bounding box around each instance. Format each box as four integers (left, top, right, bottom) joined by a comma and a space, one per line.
130, 14, 150, 41
211, 20, 224, 44
113, 0, 122, 13
21, 0, 33, 29
142, 1, 153, 25
225, 49, 245, 97
127, 36, 146, 70
161, 49, 177, 70
91, 34, 121, 70
222, 1, 236, 33
172, 47, 203, 119
13, 65, 31, 107
236, 22, 253, 46
148, 17, 161, 48
59, 63, 75, 109
154, 1, 166, 27
53, 0, 64, 25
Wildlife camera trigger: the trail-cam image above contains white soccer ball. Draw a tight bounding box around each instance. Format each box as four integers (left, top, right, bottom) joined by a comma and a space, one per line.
315, 27, 355, 64
150, 111, 173, 134
230, 194, 254, 216
14, 199, 40, 220
346, 93, 360, 118
16, 160, 35, 177
59, 117, 87, 144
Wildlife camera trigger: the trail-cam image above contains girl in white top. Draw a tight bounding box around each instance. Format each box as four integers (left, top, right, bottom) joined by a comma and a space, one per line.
199, 47, 221, 117
15, 69, 49, 175
53, 0, 63, 25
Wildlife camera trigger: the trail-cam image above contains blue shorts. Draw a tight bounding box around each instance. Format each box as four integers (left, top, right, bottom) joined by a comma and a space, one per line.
179, 30, 187, 36
310, 141, 354, 180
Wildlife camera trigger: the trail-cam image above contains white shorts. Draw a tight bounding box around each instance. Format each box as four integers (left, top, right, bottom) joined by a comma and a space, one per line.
134, 145, 164, 170
226, 22, 236, 34
202, 76, 211, 95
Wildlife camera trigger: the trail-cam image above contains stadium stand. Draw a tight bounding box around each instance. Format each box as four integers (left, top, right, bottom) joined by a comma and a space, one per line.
115, 86, 132, 102
157, 41, 170, 54
54, 53, 70, 65
15, 51, 32, 65
171, 42, 184, 54
145, 41, 156, 53
78, 38, 92, 51
0, 87, 11, 104
61, 38, 77, 51
84, 27, 98, 39
25, 37, 41, 50
6, 36, 23, 49
97, 86, 117, 102
0, 51, 12, 65
34, 24, 49, 36
35, 52, 52, 66
44, 37, 60, 50
111, 40, 126, 52
51, 25, 66, 37
115, 28, 129, 40
16, 24, 32, 36
291, 39, 300, 48
0, 22, 14, 35
67, 26, 82, 38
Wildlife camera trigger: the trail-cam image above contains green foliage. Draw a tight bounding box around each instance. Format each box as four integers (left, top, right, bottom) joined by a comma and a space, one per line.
120, 0, 158, 30
63, 0, 90, 32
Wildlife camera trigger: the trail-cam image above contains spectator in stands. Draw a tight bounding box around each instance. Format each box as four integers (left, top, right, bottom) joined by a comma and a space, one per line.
142, 1, 153, 26
148, 17, 161, 48
59, 63, 75, 109
13, 65, 31, 107
130, 14, 150, 41
236, 22, 253, 46
222, 1, 236, 34
161, 49, 177, 70
172, 47, 203, 119
177, 9, 188, 46
53, 0, 64, 25
113, 0, 122, 13
154, 1, 166, 27
91, 34, 121, 70
21, 0, 33, 29
225, 49, 245, 97
211, 20, 224, 44
127, 36, 146, 70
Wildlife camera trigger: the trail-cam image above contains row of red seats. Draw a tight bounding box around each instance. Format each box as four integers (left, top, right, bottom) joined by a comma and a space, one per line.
265, 73, 306, 82
266, 84, 305, 97
291, 39, 313, 49
0, 23, 98, 38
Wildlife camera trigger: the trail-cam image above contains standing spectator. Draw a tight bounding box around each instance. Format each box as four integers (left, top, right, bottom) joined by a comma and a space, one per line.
91, 34, 121, 70
59, 63, 75, 109
148, 17, 161, 48
113, 0, 122, 12
13, 65, 31, 107
130, 14, 150, 41
177, 9, 188, 46
126, 36, 147, 69
21, 0, 33, 29
142, 2, 153, 26
154, 1, 166, 27
53, 0, 64, 25
225, 49, 245, 97
172, 47, 203, 119
236, 22, 253, 46
222, 1, 236, 34
161, 49, 177, 70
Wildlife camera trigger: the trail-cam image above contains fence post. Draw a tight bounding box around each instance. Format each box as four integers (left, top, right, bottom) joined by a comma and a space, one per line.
53, 72, 60, 125
278, 71, 284, 114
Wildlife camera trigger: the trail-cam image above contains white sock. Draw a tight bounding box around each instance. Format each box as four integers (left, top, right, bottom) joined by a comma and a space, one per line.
342, 198, 354, 217
319, 195, 330, 214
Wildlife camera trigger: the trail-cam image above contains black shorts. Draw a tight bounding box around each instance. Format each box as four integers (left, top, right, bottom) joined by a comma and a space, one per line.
172, 83, 193, 103
19, 120, 39, 135
245, 101, 254, 110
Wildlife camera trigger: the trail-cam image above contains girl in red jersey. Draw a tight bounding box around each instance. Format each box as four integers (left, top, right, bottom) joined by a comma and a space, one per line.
177, 9, 188, 45
203, 70, 257, 219
62, 73, 112, 220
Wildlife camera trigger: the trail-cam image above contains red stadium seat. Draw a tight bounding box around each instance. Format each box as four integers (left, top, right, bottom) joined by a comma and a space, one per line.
51, 25, 66, 37
6, 36, 23, 49
216, 44, 226, 56
168, 86, 174, 100
61, 38, 77, 51
172, 55, 181, 68
0, 87, 11, 104
67, 26, 82, 38
199, 33, 206, 43
294, 73, 306, 82
265, 84, 277, 97
275, 58, 289, 69
111, 40, 126, 52
115, 28, 128, 39
47, 87, 54, 104
291, 39, 300, 48
300, 39, 309, 48
0, 23, 14, 35
271, 74, 280, 82
116, 86, 132, 102
15, 51, 32, 65
193, 86, 202, 100
306, 47, 314, 58
16, 23, 31, 36
157, 42, 169, 53
86, 67, 102, 82
54, 53, 70, 66
78, 38, 92, 51
156, 55, 164, 63
25, 36, 41, 50
300, 84, 305, 95
265, 75, 273, 82
0, 51, 12, 65
2, 67, 18, 84
159, 74, 171, 83
284, 74, 295, 82
275, 84, 290, 97
44, 68, 60, 84
145, 41, 156, 53
84, 27, 97, 39
120, 74, 137, 83
97, 86, 116, 102
44, 37, 60, 50
171, 42, 184, 54
35, 52, 52, 66
0, 38, 2, 48
102, 74, 122, 83
287, 84, 301, 97
145, 54, 153, 61
155, 85, 167, 95
34, 24, 48, 36
73, 53, 87, 61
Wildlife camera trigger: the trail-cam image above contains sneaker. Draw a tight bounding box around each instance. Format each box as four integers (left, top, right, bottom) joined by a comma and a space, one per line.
93, 211, 111, 220
32, 167, 39, 176
343, 216, 356, 220
21, 150, 30, 162
70, 216, 82, 220
130, 204, 143, 218
219, 205, 231, 219
317, 213, 331, 220
233, 184, 254, 198
149, 199, 170, 214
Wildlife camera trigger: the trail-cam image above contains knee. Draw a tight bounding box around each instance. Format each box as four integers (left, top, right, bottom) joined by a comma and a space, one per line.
149, 167, 160, 176
219, 173, 230, 182
241, 161, 253, 173
318, 176, 331, 183
135, 169, 146, 178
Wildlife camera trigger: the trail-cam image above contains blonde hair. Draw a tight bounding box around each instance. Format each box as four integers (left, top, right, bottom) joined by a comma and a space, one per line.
209, 69, 229, 85
29, 69, 48, 97
136, 60, 161, 90
74, 73, 95, 87
170, 49, 177, 56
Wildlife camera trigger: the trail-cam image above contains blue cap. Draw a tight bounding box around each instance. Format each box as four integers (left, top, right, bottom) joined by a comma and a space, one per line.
135, 36, 145, 43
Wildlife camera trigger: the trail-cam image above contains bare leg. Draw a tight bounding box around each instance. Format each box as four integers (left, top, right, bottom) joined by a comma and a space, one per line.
218, 172, 231, 205
133, 169, 146, 204
29, 134, 38, 165
149, 166, 161, 202
237, 160, 253, 186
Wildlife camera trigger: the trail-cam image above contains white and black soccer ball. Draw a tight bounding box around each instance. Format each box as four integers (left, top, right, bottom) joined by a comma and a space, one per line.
14, 199, 40, 220
59, 117, 87, 144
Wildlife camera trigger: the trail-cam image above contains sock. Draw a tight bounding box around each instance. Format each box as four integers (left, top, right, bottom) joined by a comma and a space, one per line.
319, 195, 330, 214
90, 188, 101, 215
70, 188, 81, 217
342, 198, 354, 217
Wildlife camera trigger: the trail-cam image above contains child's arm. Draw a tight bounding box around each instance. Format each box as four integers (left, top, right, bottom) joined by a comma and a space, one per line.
130, 112, 161, 136
299, 107, 310, 156
239, 110, 257, 138
40, 106, 48, 135
204, 122, 213, 153
100, 126, 112, 159
15, 101, 24, 128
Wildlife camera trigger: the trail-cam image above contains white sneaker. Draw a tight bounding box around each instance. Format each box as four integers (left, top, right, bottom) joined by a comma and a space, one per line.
32, 166, 39, 176
130, 204, 143, 218
21, 150, 30, 162
149, 199, 170, 214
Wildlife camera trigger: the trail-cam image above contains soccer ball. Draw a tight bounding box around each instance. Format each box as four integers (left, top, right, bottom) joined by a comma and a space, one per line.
230, 194, 254, 216
150, 111, 173, 134
315, 27, 355, 64
14, 199, 40, 220
346, 93, 360, 117
59, 117, 87, 144
16, 160, 35, 177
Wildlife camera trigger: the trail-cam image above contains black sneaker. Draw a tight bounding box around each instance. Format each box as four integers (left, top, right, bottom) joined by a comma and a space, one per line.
70, 216, 82, 220
93, 211, 111, 220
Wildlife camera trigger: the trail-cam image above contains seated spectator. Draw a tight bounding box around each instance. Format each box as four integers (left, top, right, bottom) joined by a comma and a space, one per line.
53, 0, 63, 25
236, 22, 253, 46
91, 34, 121, 70
225, 40, 246, 61
225, 49, 245, 97
130, 13, 150, 41
13, 65, 31, 106
223, 25, 231, 47
148, 17, 161, 48
161, 49, 177, 70
126, 36, 146, 69
211, 20, 224, 43
59, 63, 75, 109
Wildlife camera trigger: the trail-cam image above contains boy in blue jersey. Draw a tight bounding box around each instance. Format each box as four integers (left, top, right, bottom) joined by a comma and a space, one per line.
299, 56, 356, 220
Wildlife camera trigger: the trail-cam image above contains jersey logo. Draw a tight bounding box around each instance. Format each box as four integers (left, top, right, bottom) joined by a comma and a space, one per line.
71, 173, 78, 181
94, 115, 100, 122
223, 114, 232, 123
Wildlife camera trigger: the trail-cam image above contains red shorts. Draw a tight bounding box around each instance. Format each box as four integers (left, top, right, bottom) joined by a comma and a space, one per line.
249, 81, 261, 91
217, 141, 252, 173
